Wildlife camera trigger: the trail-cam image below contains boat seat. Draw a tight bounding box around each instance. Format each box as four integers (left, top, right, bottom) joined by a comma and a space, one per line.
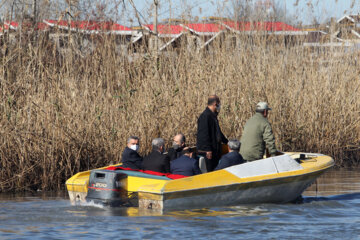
198, 156, 207, 173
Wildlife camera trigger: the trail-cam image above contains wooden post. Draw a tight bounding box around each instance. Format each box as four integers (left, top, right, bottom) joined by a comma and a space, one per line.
32, 0, 37, 23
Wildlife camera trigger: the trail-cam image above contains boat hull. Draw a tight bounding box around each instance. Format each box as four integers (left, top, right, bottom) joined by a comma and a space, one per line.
139, 169, 324, 211
66, 153, 334, 210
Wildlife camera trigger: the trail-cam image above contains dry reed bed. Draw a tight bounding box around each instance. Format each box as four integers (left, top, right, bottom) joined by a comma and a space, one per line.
0, 33, 359, 192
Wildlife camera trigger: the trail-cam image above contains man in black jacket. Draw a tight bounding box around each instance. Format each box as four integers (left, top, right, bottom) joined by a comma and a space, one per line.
121, 136, 143, 170
215, 139, 244, 170
167, 133, 186, 161
196, 95, 228, 172
142, 138, 170, 173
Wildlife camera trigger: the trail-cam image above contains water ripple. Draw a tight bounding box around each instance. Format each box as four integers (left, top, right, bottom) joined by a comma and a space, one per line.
1, 169, 360, 239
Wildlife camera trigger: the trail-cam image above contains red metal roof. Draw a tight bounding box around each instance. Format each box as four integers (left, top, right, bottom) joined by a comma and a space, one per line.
184, 23, 225, 33
145, 23, 226, 35
3, 21, 51, 31
144, 24, 184, 35
1, 20, 299, 34
110, 23, 131, 31
35, 22, 51, 30
223, 21, 300, 31
44, 20, 131, 32
3, 21, 19, 30
44, 20, 96, 30
145, 21, 299, 35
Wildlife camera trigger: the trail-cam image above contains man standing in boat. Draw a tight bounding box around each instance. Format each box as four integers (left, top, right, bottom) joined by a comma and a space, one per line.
196, 95, 228, 172
240, 102, 277, 162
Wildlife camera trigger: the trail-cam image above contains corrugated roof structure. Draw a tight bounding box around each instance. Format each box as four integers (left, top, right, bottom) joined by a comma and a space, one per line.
143, 21, 301, 36
338, 14, 360, 24
144, 24, 184, 36
2, 20, 301, 35
43, 20, 132, 34
182, 23, 226, 35
3, 21, 19, 30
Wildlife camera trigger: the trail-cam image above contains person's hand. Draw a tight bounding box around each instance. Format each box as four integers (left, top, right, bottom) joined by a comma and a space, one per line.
206, 151, 212, 159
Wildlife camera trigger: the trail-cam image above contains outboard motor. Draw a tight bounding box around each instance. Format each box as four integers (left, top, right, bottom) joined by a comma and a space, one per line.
86, 169, 128, 207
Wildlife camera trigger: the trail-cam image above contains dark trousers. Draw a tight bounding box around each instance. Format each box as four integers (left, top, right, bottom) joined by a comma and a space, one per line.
198, 152, 220, 172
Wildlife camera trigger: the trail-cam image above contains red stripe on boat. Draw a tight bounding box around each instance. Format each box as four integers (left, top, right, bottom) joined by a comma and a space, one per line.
104, 166, 187, 180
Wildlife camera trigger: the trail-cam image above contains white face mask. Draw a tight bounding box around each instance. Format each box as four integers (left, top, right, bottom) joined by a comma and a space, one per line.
129, 144, 139, 152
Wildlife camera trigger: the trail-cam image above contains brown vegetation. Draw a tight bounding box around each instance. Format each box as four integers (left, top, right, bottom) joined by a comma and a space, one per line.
0, 30, 359, 192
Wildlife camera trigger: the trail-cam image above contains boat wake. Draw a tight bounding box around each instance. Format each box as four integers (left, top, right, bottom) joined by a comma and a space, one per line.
302, 192, 360, 203
77, 200, 106, 209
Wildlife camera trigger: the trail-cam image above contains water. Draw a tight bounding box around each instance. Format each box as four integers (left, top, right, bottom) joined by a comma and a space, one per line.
1, 169, 360, 239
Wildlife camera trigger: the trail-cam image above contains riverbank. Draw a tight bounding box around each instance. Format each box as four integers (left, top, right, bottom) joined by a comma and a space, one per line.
1, 33, 359, 192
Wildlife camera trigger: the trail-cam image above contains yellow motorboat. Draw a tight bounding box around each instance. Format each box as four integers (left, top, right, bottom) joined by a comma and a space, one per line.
66, 152, 334, 211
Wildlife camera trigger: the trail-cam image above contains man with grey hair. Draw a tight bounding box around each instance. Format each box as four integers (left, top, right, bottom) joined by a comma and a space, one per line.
214, 139, 244, 170
240, 102, 277, 161
121, 136, 143, 170
142, 138, 170, 173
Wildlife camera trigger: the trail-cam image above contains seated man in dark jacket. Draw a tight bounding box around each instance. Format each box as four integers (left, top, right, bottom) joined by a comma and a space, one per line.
170, 147, 202, 176
121, 136, 143, 170
143, 138, 170, 173
215, 139, 244, 170
167, 133, 186, 161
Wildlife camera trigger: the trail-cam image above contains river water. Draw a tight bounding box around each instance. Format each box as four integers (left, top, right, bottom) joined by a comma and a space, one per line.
1, 169, 360, 239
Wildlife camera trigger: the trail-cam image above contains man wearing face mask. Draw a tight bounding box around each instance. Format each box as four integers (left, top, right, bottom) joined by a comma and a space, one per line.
196, 95, 228, 172
142, 138, 170, 173
167, 134, 186, 161
121, 136, 143, 170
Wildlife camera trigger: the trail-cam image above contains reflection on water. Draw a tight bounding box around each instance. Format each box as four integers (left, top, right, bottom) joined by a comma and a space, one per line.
304, 168, 360, 196
0, 168, 360, 239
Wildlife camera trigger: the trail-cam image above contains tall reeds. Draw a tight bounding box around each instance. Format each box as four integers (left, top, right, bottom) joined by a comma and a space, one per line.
0, 29, 359, 192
